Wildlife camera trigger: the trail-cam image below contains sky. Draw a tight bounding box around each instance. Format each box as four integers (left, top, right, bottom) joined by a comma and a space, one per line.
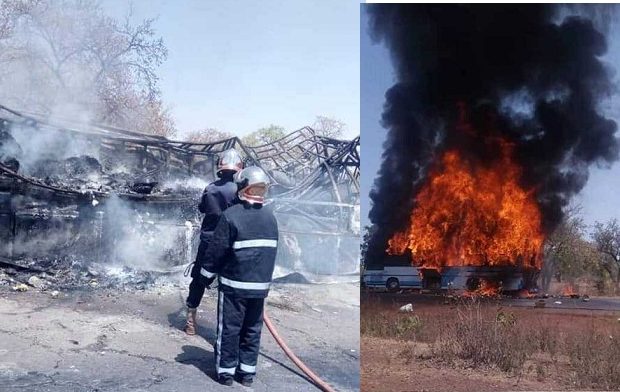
103, 0, 360, 139
360, 6, 620, 232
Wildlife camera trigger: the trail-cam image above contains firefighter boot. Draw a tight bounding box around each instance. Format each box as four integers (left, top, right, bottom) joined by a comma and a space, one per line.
218, 374, 234, 386
237, 373, 253, 387
184, 307, 197, 335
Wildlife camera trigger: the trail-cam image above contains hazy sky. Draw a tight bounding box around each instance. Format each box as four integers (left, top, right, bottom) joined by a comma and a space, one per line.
360, 7, 620, 231
104, 0, 360, 139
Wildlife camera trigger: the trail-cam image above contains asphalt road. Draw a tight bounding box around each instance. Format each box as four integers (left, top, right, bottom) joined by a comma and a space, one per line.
0, 282, 360, 392
363, 290, 620, 314
504, 295, 620, 312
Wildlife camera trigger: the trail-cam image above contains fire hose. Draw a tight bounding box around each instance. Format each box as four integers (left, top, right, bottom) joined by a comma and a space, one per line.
263, 310, 337, 392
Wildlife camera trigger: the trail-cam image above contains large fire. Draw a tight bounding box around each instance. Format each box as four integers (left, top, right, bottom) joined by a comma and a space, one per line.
388, 125, 544, 270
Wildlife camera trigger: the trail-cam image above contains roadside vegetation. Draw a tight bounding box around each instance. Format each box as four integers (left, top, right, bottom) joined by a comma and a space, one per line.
361, 297, 620, 390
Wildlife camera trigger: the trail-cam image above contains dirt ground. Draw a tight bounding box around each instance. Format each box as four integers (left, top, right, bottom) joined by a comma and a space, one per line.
361, 336, 564, 392
361, 292, 620, 392
0, 281, 360, 392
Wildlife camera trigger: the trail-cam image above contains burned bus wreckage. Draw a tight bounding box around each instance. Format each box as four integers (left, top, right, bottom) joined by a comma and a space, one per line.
0, 105, 360, 289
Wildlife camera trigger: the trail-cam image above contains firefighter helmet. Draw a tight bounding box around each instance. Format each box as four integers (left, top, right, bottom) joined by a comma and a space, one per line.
217, 149, 243, 176
235, 166, 270, 204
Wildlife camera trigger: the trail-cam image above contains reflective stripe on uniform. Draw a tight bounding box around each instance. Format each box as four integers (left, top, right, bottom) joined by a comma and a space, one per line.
219, 277, 271, 290
232, 239, 278, 249
200, 268, 216, 278
216, 291, 224, 372
239, 363, 256, 373
217, 366, 236, 375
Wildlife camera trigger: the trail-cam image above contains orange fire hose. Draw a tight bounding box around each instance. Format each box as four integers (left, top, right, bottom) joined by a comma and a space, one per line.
263, 310, 337, 392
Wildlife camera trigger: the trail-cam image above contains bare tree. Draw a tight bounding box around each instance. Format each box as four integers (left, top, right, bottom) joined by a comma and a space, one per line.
185, 128, 234, 144
0, 0, 174, 136
312, 115, 347, 138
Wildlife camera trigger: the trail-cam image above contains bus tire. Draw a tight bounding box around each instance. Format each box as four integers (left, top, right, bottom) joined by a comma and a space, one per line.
386, 278, 400, 292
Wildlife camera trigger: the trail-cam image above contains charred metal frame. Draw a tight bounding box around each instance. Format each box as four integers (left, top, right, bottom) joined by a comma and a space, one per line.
0, 105, 360, 269
0, 105, 358, 202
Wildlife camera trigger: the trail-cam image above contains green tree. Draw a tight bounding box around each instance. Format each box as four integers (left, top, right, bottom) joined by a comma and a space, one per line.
361, 225, 376, 269
592, 218, 620, 289
241, 124, 286, 146
542, 205, 590, 290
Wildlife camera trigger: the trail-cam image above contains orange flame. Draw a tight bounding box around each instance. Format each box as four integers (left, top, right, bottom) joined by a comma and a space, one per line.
517, 289, 535, 299
463, 279, 501, 297
388, 131, 544, 270
562, 284, 577, 297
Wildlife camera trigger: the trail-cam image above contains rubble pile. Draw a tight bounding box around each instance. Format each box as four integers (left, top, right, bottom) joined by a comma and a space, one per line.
28, 155, 131, 194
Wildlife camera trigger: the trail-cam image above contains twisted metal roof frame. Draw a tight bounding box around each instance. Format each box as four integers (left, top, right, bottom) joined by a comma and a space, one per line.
0, 104, 359, 203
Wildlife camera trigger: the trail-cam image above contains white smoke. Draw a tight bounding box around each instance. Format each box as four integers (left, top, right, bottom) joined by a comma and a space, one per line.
7, 123, 101, 175
161, 177, 210, 192
102, 195, 199, 271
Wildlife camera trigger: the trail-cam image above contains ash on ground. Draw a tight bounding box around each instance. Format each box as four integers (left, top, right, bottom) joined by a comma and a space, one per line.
0, 258, 188, 293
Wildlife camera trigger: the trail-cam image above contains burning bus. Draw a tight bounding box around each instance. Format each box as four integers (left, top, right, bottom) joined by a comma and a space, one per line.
364, 109, 544, 295
363, 258, 536, 294
371, 112, 543, 294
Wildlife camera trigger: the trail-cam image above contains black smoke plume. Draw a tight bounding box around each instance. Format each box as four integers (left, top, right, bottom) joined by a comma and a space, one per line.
366, 5, 619, 265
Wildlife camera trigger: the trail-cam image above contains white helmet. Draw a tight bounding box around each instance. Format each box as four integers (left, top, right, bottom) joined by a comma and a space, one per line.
235, 166, 270, 204
217, 149, 243, 176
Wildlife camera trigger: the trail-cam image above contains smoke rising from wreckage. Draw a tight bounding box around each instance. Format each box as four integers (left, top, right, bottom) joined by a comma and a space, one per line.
365, 5, 620, 291
0, 105, 360, 289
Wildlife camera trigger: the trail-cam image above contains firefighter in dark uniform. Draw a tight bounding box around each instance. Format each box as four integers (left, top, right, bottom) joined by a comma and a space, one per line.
184, 148, 244, 335
200, 166, 278, 386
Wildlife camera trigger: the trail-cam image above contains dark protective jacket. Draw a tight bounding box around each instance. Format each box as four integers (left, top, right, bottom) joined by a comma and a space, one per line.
198, 178, 238, 242
200, 202, 279, 298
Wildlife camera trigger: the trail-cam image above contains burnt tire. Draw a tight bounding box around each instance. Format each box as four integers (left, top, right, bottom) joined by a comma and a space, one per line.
466, 277, 481, 291
386, 278, 400, 292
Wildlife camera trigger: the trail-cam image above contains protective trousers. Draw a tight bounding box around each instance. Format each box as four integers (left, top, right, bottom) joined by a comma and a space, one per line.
186, 241, 208, 309
214, 290, 264, 377
186, 277, 206, 309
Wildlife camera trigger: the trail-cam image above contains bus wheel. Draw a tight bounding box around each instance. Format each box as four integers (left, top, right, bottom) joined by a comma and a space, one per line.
386, 278, 400, 292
